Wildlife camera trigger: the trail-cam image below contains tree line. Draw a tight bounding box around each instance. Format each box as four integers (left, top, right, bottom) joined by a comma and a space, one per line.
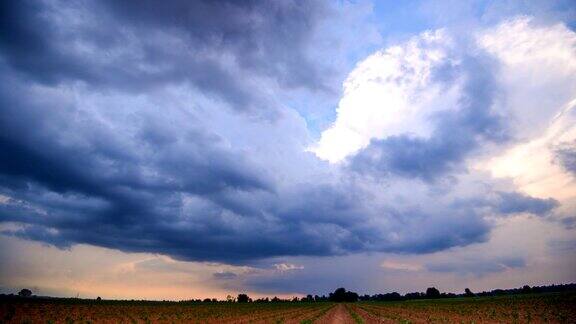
6, 283, 575, 303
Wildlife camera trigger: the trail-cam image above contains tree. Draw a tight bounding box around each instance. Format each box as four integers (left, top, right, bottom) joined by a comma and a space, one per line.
237, 293, 250, 303
522, 285, 532, 294
388, 292, 402, 300
96, 296, 102, 301
329, 288, 346, 302
426, 287, 440, 299
464, 288, 475, 297
405, 292, 424, 299
328, 288, 359, 302
372, 292, 402, 301
18, 289, 32, 297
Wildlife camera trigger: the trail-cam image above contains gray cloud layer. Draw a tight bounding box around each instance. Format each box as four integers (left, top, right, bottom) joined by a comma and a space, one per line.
0, 0, 331, 117
555, 141, 576, 176
0, 0, 561, 265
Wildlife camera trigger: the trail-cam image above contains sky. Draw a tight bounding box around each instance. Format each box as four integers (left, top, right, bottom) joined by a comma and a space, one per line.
0, 0, 575, 300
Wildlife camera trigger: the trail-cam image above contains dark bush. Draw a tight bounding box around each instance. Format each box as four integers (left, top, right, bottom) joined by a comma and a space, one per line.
522, 285, 532, 294
237, 293, 250, 303
18, 289, 32, 297
328, 288, 359, 302
426, 287, 440, 298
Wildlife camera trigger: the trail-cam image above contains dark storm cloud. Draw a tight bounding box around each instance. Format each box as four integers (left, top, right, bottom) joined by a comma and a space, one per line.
560, 216, 576, 229
381, 207, 491, 253
101, 0, 331, 90
350, 55, 507, 182
0, 77, 271, 198
0, 70, 279, 262
451, 191, 559, 217
0, 67, 552, 263
213, 272, 238, 280
0, 0, 331, 115
0, 61, 498, 262
270, 184, 492, 256
493, 192, 558, 215
554, 141, 576, 176
0, 0, 561, 266
547, 239, 576, 252
0, 150, 494, 263
426, 256, 526, 276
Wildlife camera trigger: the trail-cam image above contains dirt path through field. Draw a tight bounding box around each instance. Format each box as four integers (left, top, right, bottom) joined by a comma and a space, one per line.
315, 304, 356, 324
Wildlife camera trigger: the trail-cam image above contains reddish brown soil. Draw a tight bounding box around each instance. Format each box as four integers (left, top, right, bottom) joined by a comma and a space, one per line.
0, 301, 330, 324
348, 304, 391, 324
315, 304, 356, 324
1, 293, 573, 323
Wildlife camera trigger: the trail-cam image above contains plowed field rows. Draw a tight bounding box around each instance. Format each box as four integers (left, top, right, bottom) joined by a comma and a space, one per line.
1, 292, 574, 323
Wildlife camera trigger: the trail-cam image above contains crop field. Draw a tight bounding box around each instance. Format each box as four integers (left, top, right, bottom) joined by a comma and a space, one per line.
2, 300, 334, 324
350, 292, 576, 323
1, 292, 574, 323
